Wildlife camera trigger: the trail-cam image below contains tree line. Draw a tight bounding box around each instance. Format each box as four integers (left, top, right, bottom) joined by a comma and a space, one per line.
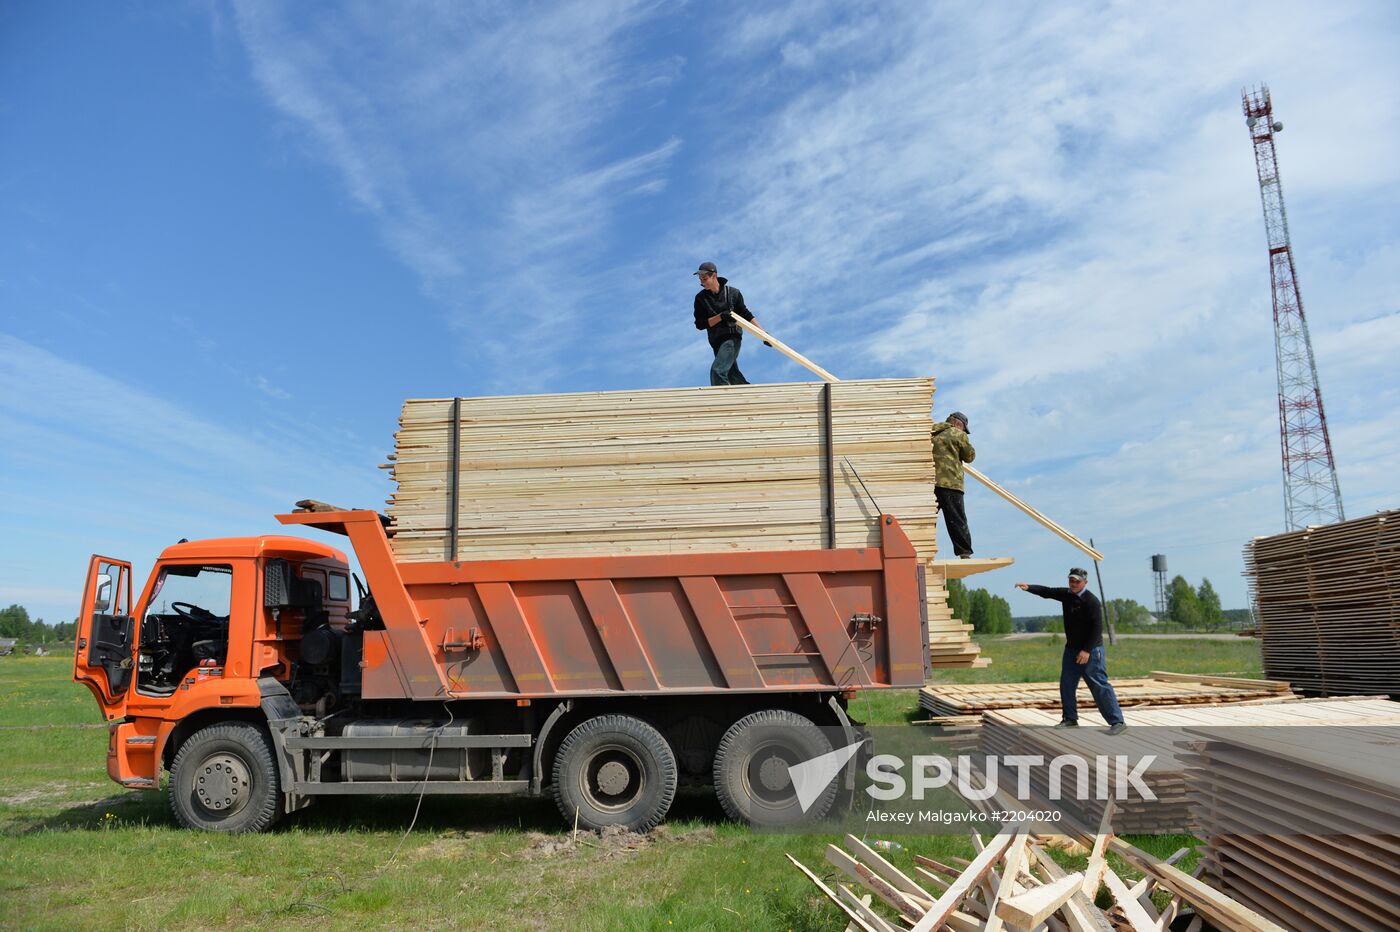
0, 604, 77, 645
1013, 575, 1242, 633
946, 579, 1014, 634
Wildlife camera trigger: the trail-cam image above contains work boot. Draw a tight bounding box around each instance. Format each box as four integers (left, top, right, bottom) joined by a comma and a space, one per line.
1108, 722, 1128, 736
958, 553, 973, 559
1054, 719, 1078, 728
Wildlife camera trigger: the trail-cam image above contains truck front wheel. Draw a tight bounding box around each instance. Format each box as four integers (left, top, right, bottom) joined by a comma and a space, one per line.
551, 714, 677, 832
169, 722, 282, 833
714, 709, 836, 826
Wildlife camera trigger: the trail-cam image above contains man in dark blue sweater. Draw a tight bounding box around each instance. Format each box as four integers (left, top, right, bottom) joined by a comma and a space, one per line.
692, 261, 758, 386
1017, 569, 1126, 733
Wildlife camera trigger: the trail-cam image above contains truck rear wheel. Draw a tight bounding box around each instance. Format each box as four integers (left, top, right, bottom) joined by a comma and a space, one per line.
551, 714, 676, 833
169, 722, 281, 833
714, 709, 835, 826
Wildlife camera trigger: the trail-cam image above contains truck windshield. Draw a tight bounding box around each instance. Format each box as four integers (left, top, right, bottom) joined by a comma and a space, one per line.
137, 564, 233, 696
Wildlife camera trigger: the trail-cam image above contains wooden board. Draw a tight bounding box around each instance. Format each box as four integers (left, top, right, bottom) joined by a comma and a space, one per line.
1245, 508, 1400, 697
1181, 726, 1400, 932
920, 672, 1294, 716
979, 698, 1400, 834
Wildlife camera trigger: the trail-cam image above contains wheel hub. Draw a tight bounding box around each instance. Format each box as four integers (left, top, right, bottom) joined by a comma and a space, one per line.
757, 753, 792, 792
195, 753, 251, 815
596, 760, 631, 796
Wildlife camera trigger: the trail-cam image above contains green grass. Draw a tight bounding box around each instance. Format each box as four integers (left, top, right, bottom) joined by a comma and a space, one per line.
0, 639, 1259, 929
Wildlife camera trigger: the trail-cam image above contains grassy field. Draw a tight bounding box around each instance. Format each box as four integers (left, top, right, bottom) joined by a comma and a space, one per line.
0, 637, 1264, 930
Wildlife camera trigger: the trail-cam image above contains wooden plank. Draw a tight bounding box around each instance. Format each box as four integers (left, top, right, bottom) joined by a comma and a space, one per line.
786, 854, 884, 932
910, 824, 1019, 932
826, 845, 928, 923
730, 313, 1104, 561
984, 830, 1031, 932
996, 872, 1086, 929
1103, 868, 1157, 932
843, 834, 937, 904
1107, 838, 1289, 932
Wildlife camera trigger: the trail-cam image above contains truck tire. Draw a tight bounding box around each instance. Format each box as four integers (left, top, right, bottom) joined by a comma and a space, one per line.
714, 709, 835, 826
169, 722, 281, 833
551, 714, 677, 833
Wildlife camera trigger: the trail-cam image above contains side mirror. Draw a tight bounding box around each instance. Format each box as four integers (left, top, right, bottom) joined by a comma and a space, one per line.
93, 575, 112, 614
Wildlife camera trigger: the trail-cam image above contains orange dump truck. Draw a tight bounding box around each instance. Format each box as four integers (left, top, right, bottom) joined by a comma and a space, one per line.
74, 506, 930, 832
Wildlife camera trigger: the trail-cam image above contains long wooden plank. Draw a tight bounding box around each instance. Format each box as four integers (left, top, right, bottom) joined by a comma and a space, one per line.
910, 824, 1019, 932
730, 313, 1104, 560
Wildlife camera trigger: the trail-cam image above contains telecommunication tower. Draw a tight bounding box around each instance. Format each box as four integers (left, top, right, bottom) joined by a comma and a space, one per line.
1242, 85, 1344, 530
1150, 555, 1168, 617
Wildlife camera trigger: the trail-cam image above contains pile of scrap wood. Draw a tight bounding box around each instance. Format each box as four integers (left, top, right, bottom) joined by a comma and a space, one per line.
385, 378, 995, 667
789, 815, 1288, 931
919, 672, 1294, 719
978, 697, 1400, 834
1182, 725, 1400, 931
1245, 507, 1400, 696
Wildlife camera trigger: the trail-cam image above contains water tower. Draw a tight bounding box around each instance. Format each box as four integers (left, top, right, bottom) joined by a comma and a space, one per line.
1151, 555, 1169, 617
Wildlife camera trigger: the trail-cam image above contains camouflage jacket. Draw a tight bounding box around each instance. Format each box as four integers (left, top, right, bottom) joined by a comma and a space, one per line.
930, 422, 975, 491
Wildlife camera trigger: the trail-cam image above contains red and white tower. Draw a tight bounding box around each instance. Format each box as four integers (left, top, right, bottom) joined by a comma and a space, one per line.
1242, 84, 1344, 530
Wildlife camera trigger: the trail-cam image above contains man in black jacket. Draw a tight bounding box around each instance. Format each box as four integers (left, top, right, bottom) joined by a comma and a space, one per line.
1016, 569, 1126, 733
692, 261, 757, 386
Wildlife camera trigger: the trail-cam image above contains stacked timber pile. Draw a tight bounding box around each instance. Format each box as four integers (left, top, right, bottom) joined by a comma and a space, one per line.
1182, 726, 1400, 932
789, 818, 1289, 931
1245, 508, 1400, 696
920, 671, 1293, 718
386, 378, 986, 668
979, 697, 1400, 834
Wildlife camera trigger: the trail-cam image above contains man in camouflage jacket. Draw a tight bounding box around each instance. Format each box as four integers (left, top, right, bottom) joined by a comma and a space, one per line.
931, 412, 975, 557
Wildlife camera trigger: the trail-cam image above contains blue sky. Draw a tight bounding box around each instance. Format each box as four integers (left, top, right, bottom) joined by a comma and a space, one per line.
3, 1, 1398, 627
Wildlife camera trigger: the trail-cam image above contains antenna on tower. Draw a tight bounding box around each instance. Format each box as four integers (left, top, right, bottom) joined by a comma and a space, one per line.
1242, 84, 1344, 530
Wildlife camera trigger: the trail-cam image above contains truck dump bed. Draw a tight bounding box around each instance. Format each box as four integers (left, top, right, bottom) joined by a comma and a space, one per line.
278, 509, 929, 701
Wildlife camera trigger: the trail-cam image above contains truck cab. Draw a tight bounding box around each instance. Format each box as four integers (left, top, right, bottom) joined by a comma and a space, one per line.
74, 537, 353, 797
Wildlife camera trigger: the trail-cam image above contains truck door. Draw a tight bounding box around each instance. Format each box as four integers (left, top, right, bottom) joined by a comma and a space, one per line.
74, 555, 134, 717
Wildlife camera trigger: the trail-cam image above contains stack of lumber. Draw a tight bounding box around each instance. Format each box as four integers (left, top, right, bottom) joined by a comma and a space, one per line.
920, 672, 1294, 718
1182, 726, 1400, 932
979, 698, 1400, 834
789, 815, 1288, 931
1245, 508, 1400, 696
387, 379, 936, 560
385, 378, 988, 669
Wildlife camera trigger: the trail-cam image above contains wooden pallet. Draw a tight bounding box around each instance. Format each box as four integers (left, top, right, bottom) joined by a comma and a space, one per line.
1245, 508, 1400, 696
919, 671, 1294, 717
1182, 726, 1400, 931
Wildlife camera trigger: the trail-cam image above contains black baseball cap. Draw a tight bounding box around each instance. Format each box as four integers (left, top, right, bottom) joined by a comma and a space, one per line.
1068, 568, 1089, 580
693, 261, 717, 276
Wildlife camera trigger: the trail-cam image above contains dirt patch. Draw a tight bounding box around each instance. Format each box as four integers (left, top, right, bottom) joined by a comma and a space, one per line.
0, 781, 108, 807
519, 822, 716, 861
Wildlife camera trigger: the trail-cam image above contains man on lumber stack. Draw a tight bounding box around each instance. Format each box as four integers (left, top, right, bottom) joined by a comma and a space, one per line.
930, 411, 976, 558
692, 261, 758, 386
1016, 570, 1127, 734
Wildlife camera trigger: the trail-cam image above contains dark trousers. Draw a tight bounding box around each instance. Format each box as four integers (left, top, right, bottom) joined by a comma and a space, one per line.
935, 486, 972, 556
1060, 645, 1125, 725
710, 338, 749, 386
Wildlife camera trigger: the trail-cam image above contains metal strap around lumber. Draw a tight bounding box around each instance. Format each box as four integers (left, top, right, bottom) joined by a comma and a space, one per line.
822, 381, 836, 549
447, 396, 461, 562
